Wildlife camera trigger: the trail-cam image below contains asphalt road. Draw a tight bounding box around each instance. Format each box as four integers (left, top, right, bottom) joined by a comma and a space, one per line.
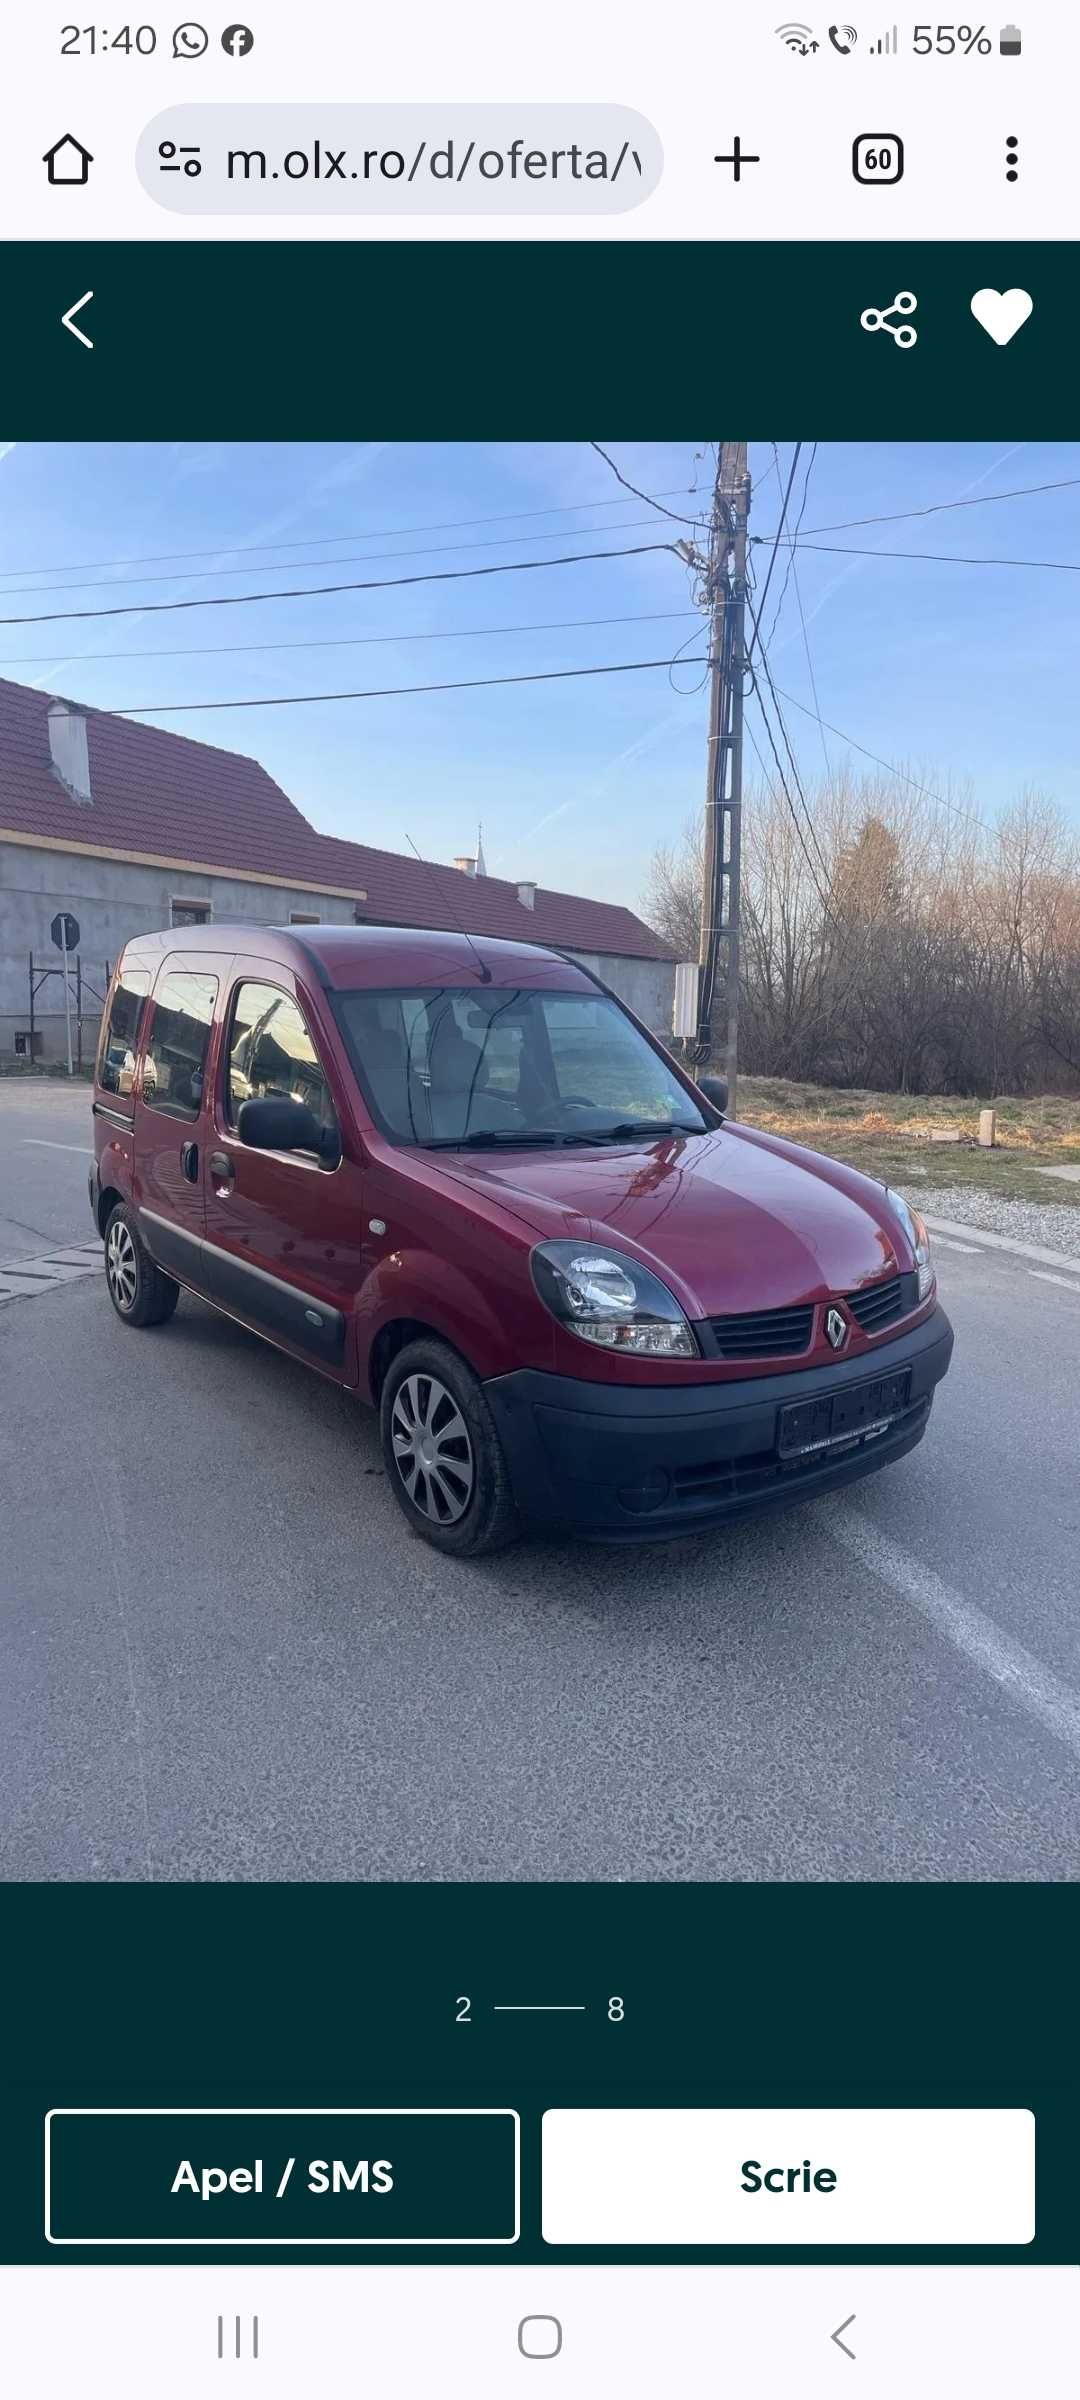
2, 1078, 1079, 1882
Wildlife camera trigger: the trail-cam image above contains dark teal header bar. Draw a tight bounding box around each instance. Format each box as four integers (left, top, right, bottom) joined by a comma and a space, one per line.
2, 243, 1075, 436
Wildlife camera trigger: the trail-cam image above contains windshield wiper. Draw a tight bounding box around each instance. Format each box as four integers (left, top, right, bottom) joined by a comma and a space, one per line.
419, 1120, 705, 1150
594, 1120, 705, 1141
420, 1129, 566, 1149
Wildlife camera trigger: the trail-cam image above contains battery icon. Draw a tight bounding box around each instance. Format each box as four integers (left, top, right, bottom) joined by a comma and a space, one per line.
1000, 22, 1022, 53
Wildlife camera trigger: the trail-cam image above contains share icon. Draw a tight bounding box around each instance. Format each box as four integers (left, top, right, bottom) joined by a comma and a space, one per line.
860, 290, 918, 348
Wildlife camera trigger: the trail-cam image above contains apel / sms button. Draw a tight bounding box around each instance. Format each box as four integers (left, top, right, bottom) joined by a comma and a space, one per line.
45, 2108, 519, 2247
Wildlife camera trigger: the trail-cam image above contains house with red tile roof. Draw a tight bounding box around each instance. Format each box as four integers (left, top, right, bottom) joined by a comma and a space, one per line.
0, 675, 676, 1061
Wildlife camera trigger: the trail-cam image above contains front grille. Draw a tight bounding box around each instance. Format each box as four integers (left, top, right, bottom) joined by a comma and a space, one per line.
708, 1303, 815, 1359
844, 1273, 904, 1334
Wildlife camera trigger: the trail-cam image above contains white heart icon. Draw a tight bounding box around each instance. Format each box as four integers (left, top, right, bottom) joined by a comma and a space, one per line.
970, 287, 1034, 345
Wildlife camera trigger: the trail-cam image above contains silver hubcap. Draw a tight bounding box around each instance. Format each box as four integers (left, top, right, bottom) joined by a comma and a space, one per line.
106, 1219, 138, 1311
391, 1373, 474, 1525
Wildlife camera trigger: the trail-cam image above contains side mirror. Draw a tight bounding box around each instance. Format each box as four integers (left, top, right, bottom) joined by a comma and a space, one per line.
697, 1074, 729, 1117
237, 1095, 326, 1155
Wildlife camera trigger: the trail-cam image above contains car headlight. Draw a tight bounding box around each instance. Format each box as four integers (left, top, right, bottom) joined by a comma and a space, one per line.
885, 1187, 935, 1300
530, 1240, 699, 1357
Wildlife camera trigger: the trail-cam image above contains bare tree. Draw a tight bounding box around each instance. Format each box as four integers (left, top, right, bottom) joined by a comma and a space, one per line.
640, 814, 703, 962
644, 774, 1080, 1096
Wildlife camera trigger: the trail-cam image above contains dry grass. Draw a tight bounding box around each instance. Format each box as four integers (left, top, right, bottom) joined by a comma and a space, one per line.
737, 1077, 1080, 1206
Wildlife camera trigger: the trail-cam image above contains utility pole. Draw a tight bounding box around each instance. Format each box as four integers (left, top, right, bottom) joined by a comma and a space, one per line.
694, 442, 750, 1109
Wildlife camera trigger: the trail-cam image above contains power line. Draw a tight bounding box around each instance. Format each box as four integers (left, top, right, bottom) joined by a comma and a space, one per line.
769, 681, 992, 837
753, 645, 833, 894
790, 552, 833, 789
0, 540, 679, 630
0, 511, 691, 602
762, 441, 818, 651
588, 442, 705, 528
791, 541, 1080, 572
745, 577, 832, 891
759, 473, 1080, 541
0, 606, 701, 673
0, 482, 704, 585
745, 679, 839, 930
745, 444, 802, 667
114, 650, 716, 718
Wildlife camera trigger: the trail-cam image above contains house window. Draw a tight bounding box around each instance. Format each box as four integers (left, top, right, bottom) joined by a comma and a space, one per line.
170, 899, 212, 928
289, 912, 321, 924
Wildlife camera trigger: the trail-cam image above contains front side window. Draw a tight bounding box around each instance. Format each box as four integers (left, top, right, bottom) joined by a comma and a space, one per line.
141, 972, 218, 1121
96, 966, 150, 1104
225, 981, 338, 1150
333, 984, 706, 1148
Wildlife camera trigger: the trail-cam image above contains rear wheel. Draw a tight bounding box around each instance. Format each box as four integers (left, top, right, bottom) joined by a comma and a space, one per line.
104, 1203, 179, 1329
380, 1338, 519, 1556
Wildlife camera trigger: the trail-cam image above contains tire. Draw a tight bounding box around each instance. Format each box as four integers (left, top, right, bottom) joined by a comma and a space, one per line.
103, 1202, 180, 1329
380, 1338, 520, 1557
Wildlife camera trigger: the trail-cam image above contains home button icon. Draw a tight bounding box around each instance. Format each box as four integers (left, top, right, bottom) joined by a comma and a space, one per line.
44, 134, 94, 186
518, 2316, 563, 2360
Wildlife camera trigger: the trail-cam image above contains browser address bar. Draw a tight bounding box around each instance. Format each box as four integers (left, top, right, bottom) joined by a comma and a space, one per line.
136, 105, 662, 215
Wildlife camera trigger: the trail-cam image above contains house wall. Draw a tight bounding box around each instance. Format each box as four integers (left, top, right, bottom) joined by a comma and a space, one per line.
0, 840, 677, 1062
0, 841, 356, 1062
562, 949, 676, 1036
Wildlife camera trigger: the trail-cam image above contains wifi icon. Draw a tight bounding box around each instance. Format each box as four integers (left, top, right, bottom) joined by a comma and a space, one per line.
775, 20, 818, 52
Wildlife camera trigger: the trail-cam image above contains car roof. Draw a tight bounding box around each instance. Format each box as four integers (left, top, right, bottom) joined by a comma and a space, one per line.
119, 920, 600, 994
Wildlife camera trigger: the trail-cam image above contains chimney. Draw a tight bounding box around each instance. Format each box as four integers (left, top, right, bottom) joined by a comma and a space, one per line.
48, 699, 92, 806
453, 855, 477, 877
517, 880, 537, 911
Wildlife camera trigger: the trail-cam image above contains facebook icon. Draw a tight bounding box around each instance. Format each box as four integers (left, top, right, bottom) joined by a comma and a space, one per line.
221, 22, 255, 54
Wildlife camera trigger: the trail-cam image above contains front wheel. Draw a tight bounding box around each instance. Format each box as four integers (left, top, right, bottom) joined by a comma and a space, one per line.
104, 1203, 180, 1328
379, 1338, 519, 1556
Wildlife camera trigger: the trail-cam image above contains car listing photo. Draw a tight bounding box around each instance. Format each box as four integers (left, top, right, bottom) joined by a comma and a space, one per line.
1, 439, 1079, 1884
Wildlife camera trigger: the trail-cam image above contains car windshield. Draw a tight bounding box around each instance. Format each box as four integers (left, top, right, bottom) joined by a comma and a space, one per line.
333, 984, 709, 1147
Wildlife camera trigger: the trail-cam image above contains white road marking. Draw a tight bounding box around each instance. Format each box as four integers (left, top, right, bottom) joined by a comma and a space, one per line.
1029, 1269, 1080, 1297
922, 1214, 1080, 1277
0, 1241, 103, 1304
822, 1504, 1080, 1762
931, 1237, 983, 1254
19, 1139, 94, 1154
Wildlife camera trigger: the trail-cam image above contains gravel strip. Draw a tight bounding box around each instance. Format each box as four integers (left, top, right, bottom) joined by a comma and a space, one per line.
898, 1183, 1080, 1262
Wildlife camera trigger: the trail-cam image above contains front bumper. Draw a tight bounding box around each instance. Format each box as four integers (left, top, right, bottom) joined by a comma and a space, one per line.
484, 1305, 954, 1541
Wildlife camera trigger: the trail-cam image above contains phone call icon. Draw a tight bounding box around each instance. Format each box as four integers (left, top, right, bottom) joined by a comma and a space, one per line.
829, 24, 858, 51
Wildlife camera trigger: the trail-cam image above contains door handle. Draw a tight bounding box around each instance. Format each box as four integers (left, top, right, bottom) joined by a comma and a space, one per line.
209, 1151, 235, 1189
180, 1140, 199, 1183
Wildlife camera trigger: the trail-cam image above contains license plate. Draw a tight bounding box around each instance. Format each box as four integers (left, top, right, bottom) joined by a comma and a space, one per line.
778, 1368, 913, 1460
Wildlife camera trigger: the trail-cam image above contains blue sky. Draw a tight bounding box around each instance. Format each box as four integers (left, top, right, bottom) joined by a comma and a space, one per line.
1, 439, 1078, 911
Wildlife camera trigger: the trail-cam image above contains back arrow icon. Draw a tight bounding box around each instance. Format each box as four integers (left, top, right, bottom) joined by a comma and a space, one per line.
62, 290, 94, 349
831, 2314, 857, 2361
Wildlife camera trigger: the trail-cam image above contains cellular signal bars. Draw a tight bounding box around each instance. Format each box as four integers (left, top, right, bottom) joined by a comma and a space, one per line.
870, 24, 899, 52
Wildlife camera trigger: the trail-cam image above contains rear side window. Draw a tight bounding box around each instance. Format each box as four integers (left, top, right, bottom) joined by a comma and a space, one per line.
96, 966, 150, 1105
141, 972, 218, 1121
224, 981, 338, 1146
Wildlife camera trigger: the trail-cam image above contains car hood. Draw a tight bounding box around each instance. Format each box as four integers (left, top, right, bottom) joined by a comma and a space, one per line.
432, 1127, 903, 1318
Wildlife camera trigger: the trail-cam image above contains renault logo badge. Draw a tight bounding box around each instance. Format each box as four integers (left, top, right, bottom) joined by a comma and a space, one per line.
825, 1305, 848, 1350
